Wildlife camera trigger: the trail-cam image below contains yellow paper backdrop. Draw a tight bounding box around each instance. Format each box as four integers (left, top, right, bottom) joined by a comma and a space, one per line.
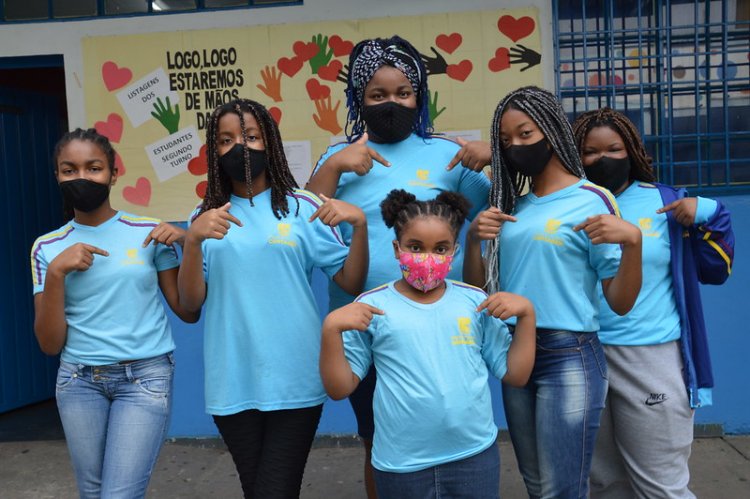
82, 8, 543, 220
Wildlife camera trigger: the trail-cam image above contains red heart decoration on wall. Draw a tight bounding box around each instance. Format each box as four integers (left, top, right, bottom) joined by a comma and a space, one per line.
122, 177, 151, 207
293, 41, 320, 62
269, 106, 282, 125
195, 180, 207, 200
329, 35, 354, 57
188, 144, 208, 176
277, 56, 304, 78
488, 48, 511, 72
435, 33, 462, 54
101, 61, 132, 91
95, 113, 124, 143
446, 60, 473, 81
497, 15, 536, 43
305, 79, 330, 100
317, 60, 343, 81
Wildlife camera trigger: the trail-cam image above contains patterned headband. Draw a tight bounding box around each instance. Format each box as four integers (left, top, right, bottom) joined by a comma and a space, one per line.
350, 40, 423, 104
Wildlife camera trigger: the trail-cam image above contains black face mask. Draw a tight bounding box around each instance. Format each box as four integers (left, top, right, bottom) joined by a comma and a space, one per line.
584, 156, 631, 194
361, 102, 417, 143
503, 138, 554, 177
60, 178, 111, 213
219, 143, 268, 183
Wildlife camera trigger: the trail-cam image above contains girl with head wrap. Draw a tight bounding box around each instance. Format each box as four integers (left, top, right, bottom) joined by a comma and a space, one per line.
463, 86, 643, 498
307, 35, 491, 498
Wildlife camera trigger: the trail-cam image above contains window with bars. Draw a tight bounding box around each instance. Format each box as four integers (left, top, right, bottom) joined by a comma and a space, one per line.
0, 0, 300, 22
554, 0, 750, 193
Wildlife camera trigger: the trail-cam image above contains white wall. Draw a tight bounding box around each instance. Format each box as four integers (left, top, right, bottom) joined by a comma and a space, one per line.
0, 0, 554, 128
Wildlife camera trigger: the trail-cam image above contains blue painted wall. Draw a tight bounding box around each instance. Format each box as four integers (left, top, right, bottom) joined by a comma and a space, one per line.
166, 193, 749, 437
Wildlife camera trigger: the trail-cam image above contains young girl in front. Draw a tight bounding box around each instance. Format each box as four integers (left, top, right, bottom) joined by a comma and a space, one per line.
463, 86, 643, 499
178, 99, 368, 498
31, 128, 198, 499
320, 189, 536, 499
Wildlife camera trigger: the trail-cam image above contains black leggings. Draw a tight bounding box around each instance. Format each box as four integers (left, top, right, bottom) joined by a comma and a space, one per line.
213, 404, 323, 499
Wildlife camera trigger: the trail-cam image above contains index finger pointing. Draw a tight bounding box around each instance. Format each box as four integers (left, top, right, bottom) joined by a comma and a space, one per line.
223, 212, 243, 227
84, 244, 109, 257
656, 200, 680, 214
446, 149, 464, 171
365, 304, 385, 315
368, 148, 390, 167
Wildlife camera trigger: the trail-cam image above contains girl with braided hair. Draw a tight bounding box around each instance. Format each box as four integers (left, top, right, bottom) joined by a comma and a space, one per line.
321, 189, 536, 499
572, 108, 735, 499
31, 128, 198, 498
306, 36, 491, 496
463, 86, 643, 498
178, 99, 369, 498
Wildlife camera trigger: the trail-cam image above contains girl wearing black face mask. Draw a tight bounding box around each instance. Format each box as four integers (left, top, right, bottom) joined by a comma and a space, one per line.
572, 108, 735, 499
178, 99, 368, 499
31, 128, 198, 498
305, 35, 492, 498
464, 87, 644, 499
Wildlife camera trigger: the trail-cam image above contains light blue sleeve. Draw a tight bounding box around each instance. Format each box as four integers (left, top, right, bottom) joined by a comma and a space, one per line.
480, 311, 512, 381
695, 196, 718, 225
312, 142, 349, 176
589, 240, 622, 281
458, 168, 491, 220
343, 327, 374, 381
31, 242, 48, 295
299, 195, 350, 278
154, 243, 180, 272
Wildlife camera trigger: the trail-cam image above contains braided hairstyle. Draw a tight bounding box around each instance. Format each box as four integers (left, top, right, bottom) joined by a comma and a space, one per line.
571, 107, 656, 183
486, 86, 585, 292
200, 98, 298, 219
345, 35, 432, 140
380, 189, 471, 242
53, 128, 117, 221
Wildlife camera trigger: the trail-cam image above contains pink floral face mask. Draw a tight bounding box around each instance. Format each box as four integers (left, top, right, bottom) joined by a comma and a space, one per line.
397, 245, 456, 293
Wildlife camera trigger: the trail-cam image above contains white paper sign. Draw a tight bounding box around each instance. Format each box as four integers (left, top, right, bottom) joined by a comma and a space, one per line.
117, 67, 179, 128
283, 140, 312, 188
441, 129, 483, 142
145, 126, 201, 182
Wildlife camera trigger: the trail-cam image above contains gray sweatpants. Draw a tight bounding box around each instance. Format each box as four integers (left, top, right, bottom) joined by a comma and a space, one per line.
590, 341, 696, 499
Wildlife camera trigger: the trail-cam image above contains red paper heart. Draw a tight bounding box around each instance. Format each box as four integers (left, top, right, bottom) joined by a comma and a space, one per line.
497, 15, 536, 43
195, 180, 207, 200
446, 60, 473, 82
305, 79, 331, 100
328, 35, 354, 57
114, 152, 126, 177
293, 41, 320, 62
188, 144, 208, 176
269, 106, 282, 125
277, 56, 304, 78
317, 60, 343, 81
488, 48, 511, 72
122, 177, 151, 207
95, 113, 124, 143
435, 33, 462, 54
101, 61, 132, 92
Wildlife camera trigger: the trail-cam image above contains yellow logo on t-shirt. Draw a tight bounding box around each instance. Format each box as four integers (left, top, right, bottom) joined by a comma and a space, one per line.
122, 248, 144, 265
408, 169, 436, 188
268, 222, 297, 247
638, 217, 660, 237
534, 219, 564, 246
452, 317, 475, 345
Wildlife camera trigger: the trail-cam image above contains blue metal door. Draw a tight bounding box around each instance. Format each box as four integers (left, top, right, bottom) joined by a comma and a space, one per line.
0, 87, 64, 412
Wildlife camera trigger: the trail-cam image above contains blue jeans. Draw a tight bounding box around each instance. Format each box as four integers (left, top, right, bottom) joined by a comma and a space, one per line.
56, 353, 174, 499
373, 439, 500, 499
502, 331, 608, 499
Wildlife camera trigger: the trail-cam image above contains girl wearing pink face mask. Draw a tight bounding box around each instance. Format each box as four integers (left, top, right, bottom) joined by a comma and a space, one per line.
320, 189, 537, 499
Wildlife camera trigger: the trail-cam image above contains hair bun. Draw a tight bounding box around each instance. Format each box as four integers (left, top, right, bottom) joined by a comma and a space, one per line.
436, 191, 471, 226
380, 189, 417, 228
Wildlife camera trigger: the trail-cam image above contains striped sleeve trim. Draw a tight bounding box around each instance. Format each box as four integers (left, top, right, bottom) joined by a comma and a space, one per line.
292, 189, 346, 246
354, 283, 390, 302
450, 280, 488, 297
580, 183, 621, 217
702, 231, 733, 275
31, 226, 75, 286
119, 214, 160, 228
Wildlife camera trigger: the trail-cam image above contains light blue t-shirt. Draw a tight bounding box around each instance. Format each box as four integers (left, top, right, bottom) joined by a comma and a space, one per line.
314, 133, 491, 309
597, 181, 717, 345
500, 179, 622, 331
30, 212, 178, 365
197, 189, 349, 415
343, 280, 511, 473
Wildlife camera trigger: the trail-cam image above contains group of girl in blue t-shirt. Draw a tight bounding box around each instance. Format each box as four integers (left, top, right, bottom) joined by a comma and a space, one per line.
32, 33, 733, 499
